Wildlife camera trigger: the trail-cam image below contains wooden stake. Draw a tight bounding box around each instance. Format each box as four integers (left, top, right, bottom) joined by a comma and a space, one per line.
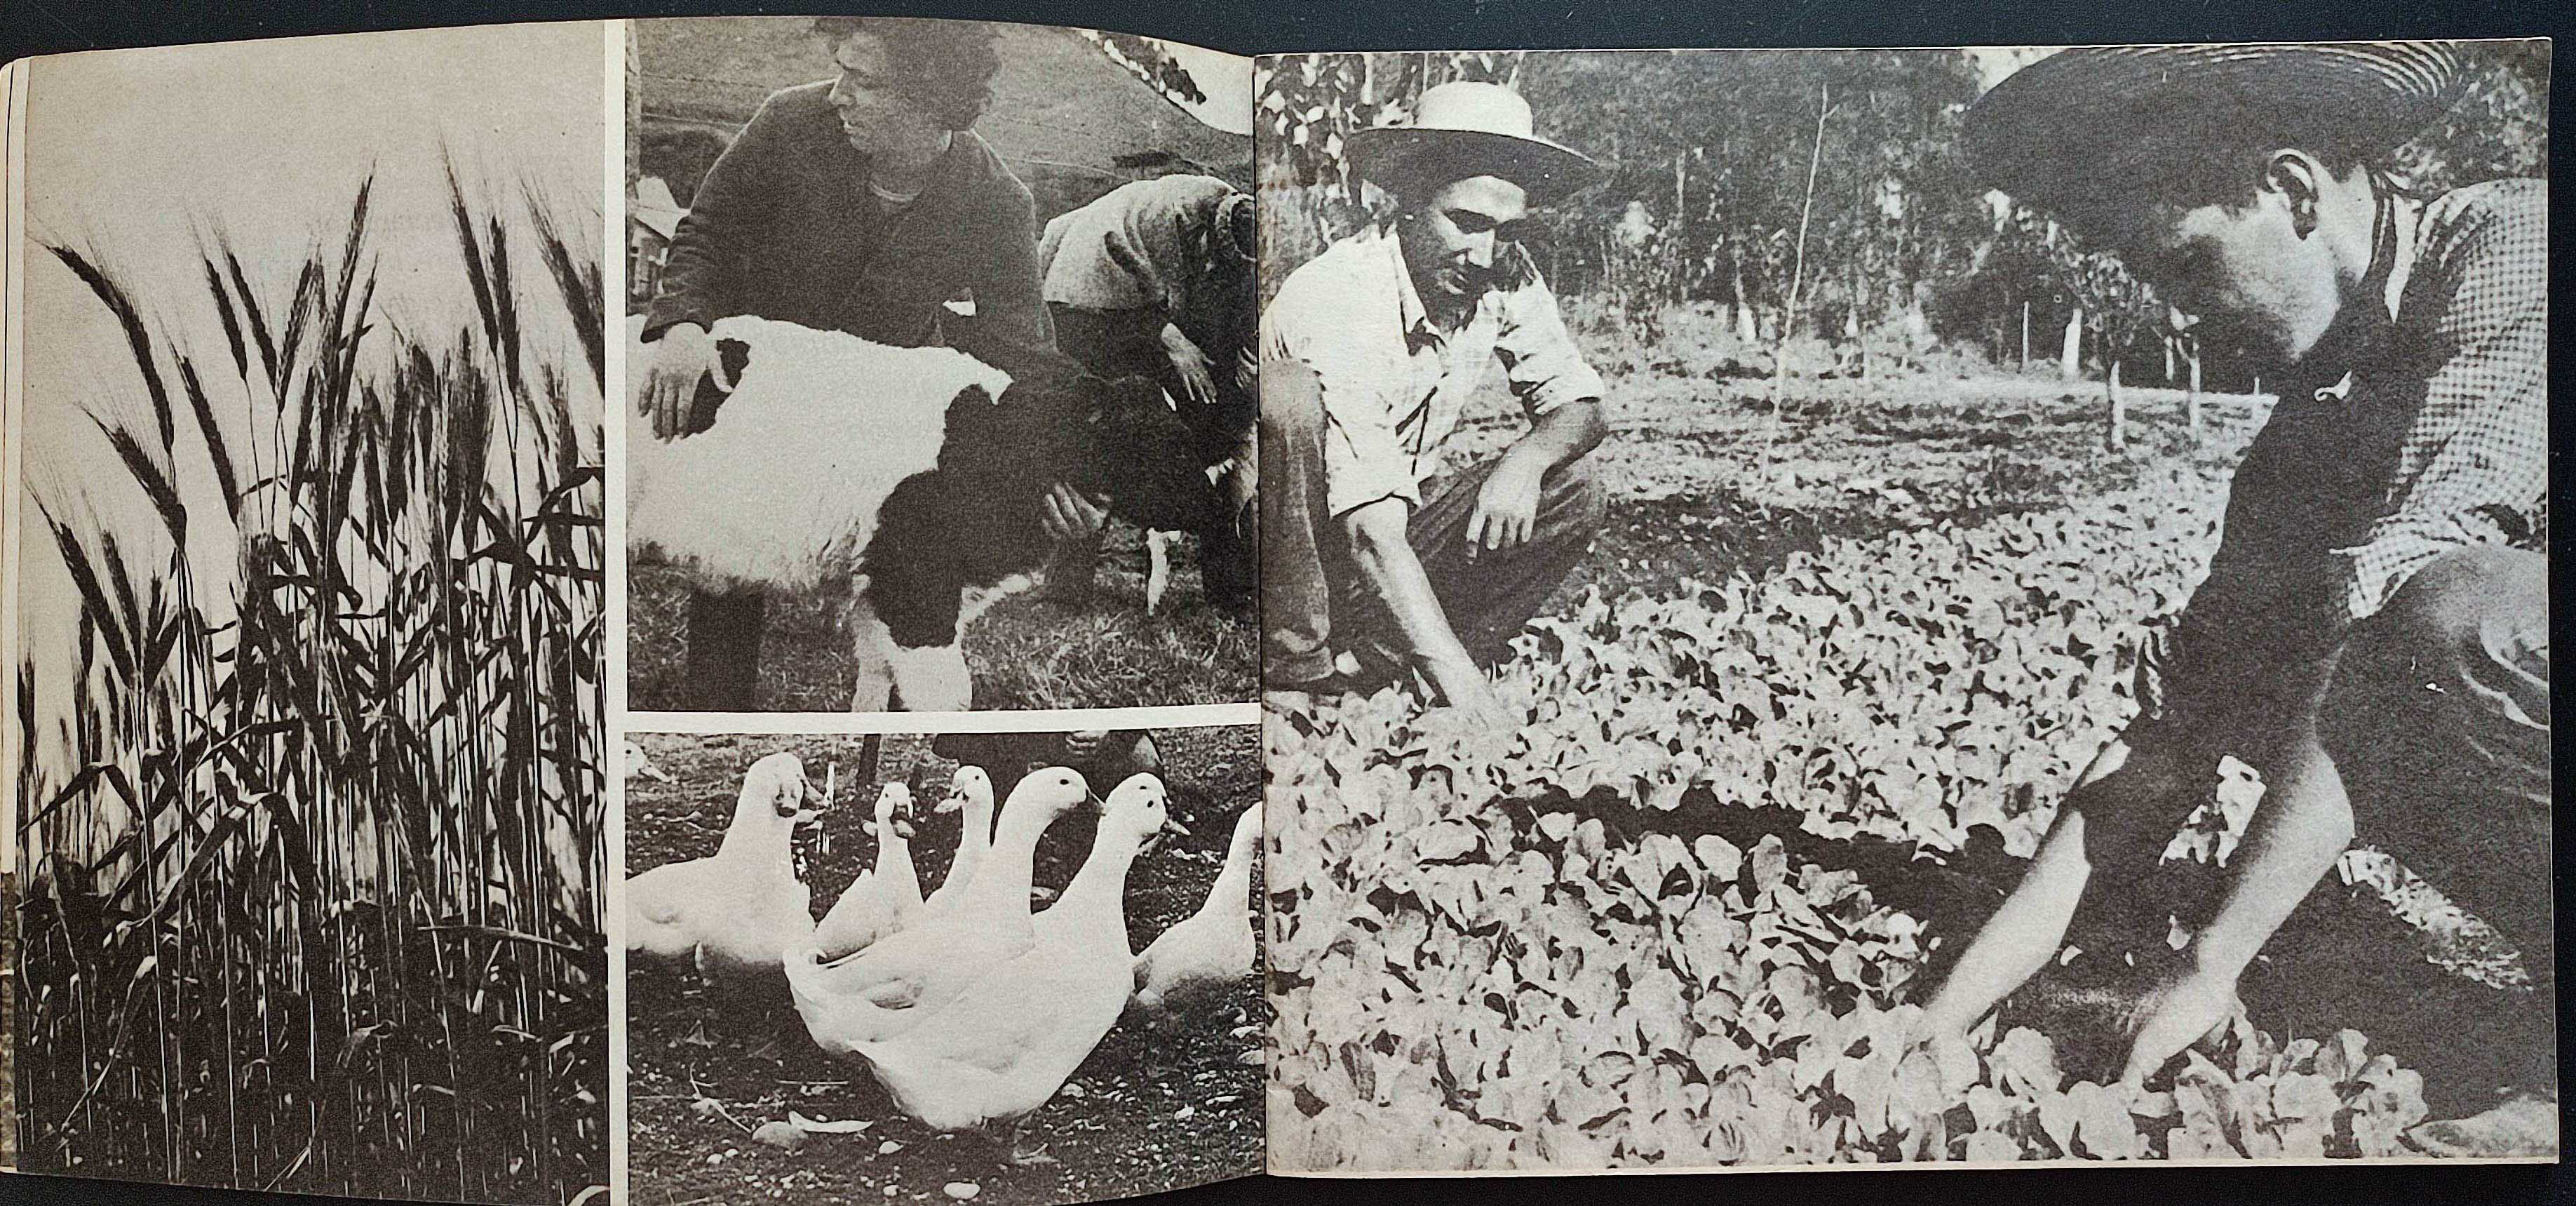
2060, 307, 2083, 382
2186, 339, 2204, 438
2106, 358, 2127, 450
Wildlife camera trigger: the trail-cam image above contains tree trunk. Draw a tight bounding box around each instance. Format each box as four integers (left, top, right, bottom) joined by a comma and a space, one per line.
1733, 265, 1757, 345
2163, 334, 2177, 383
2105, 359, 2127, 450
1849, 302, 1870, 380
2061, 308, 2083, 382
2020, 300, 2031, 370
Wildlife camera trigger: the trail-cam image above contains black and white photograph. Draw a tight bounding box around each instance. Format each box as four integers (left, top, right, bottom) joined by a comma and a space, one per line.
1257, 42, 2551, 1170
623, 17, 1257, 714
621, 725, 1262, 1203
9, 23, 610, 1202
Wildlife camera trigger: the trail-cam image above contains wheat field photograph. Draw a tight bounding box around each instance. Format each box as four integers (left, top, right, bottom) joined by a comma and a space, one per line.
9, 24, 611, 1203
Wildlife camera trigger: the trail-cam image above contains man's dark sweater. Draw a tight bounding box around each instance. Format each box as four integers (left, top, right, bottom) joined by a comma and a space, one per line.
643, 80, 1052, 356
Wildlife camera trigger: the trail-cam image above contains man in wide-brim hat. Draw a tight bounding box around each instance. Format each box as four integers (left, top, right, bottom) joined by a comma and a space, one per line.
1925, 41, 2551, 1148
1260, 80, 1611, 721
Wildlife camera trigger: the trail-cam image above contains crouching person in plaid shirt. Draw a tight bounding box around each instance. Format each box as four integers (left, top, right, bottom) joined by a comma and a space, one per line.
1923, 43, 2551, 1146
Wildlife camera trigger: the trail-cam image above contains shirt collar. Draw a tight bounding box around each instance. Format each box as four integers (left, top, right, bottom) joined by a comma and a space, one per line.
2307, 182, 2430, 404
2376, 187, 2428, 323
1376, 224, 1437, 347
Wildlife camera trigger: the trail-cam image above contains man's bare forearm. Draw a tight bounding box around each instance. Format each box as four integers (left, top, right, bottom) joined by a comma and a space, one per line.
1922, 732, 2211, 1033
1505, 398, 1606, 471
1342, 498, 1476, 678
1921, 806, 2092, 1035
2187, 730, 2354, 978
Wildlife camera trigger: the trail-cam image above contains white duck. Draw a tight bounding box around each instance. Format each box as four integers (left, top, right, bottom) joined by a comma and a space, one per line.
919, 765, 996, 918
811, 782, 925, 960
624, 740, 675, 784
787, 767, 1093, 1045
830, 773, 1176, 1163
626, 751, 821, 975
1131, 803, 1260, 1016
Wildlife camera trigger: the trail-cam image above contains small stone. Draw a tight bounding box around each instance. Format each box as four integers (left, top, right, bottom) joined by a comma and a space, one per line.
1175, 1104, 1197, 1120
943, 1184, 982, 1201
884, 1187, 898, 1199
690, 1097, 724, 1120
877, 1139, 904, 1155
1060, 1082, 1086, 1099
753, 1121, 807, 1151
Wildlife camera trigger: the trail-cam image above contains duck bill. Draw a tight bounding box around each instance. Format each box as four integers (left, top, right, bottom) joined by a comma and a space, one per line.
1159, 816, 1192, 839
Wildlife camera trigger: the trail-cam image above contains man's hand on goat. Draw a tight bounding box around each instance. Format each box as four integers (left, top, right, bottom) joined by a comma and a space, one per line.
1161, 323, 1218, 408
1041, 482, 1110, 543
642, 323, 729, 441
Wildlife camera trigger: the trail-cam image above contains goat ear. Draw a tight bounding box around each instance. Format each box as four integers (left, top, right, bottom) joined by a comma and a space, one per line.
936, 385, 1001, 472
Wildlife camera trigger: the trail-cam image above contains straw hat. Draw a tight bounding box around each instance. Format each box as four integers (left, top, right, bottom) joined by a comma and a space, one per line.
1349, 81, 1601, 205
1965, 41, 2466, 213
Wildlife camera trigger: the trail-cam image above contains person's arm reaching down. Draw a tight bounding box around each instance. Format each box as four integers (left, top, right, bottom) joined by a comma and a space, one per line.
1343, 497, 1504, 723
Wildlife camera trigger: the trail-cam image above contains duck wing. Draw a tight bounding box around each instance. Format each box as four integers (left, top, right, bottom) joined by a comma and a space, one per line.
624, 859, 716, 955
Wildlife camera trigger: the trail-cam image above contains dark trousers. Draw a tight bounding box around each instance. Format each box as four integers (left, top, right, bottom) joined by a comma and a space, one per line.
929, 729, 1162, 803
1048, 303, 1255, 608
682, 587, 766, 711
2317, 545, 2553, 994
1261, 356, 1604, 688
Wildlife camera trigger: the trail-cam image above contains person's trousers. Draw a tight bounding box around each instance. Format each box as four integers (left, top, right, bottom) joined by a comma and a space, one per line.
1261, 356, 1603, 689
682, 587, 766, 711
2316, 545, 2553, 999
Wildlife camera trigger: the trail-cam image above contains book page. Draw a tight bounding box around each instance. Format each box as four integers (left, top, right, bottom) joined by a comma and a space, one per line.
8, 22, 613, 1200
1255, 42, 2554, 1174
616, 17, 1263, 1206
7, 14, 1267, 1206
0, 53, 25, 1175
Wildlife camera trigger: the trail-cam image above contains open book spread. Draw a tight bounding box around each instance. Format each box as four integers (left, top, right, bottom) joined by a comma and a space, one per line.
0, 17, 2554, 1204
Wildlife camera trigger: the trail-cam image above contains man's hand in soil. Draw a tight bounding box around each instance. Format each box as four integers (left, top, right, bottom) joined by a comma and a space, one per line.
1422, 653, 1509, 728
2120, 961, 2243, 1083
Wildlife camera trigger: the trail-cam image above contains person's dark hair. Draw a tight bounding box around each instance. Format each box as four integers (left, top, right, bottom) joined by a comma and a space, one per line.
1373, 148, 1469, 213
2136, 141, 2377, 215
810, 16, 1003, 131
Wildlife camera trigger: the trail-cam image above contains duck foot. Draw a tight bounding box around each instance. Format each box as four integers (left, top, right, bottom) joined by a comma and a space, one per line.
1004, 1120, 1060, 1167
